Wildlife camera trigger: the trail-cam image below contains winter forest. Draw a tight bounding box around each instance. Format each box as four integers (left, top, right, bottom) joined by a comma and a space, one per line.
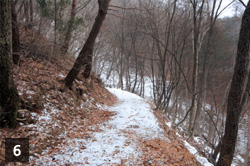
1, 0, 250, 165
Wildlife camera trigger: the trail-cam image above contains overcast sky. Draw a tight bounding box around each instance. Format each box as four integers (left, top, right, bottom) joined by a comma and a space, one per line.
220, 0, 248, 17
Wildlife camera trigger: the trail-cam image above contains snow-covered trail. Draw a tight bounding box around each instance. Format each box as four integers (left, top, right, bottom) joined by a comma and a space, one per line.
107, 88, 164, 139
48, 88, 165, 165
78, 88, 165, 165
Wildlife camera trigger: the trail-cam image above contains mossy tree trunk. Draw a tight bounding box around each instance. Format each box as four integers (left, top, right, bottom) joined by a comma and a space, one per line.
65, 0, 111, 87
0, 0, 19, 128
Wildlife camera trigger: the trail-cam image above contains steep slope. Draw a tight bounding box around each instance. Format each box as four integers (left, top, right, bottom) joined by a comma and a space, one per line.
0, 55, 206, 165
0, 25, 218, 166
0, 29, 210, 165
0, 53, 116, 165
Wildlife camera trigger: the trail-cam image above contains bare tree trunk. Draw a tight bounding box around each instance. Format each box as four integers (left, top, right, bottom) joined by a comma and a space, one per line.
193, 0, 222, 139
54, 0, 57, 46
23, 0, 29, 27
65, 0, 111, 87
208, 110, 215, 144
244, 111, 250, 166
0, 0, 19, 128
17, 0, 24, 16
118, 54, 123, 90
211, 141, 221, 163
106, 48, 116, 80
131, 54, 138, 93
125, 55, 130, 91
216, 2, 250, 165
189, 0, 205, 137
11, 0, 20, 65
38, 16, 42, 35
29, 0, 33, 24
61, 0, 77, 52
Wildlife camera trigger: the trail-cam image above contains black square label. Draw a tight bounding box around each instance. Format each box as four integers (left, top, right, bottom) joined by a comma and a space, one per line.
5, 138, 29, 163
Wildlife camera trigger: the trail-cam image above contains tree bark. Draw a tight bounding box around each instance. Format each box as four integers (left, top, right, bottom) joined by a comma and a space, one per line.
65, 0, 111, 87
11, 0, 21, 65
54, 0, 57, 46
29, 0, 33, 24
0, 0, 19, 128
193, 6, 217, 137
189, 0, 206, 138
216, 1, 250, 165
118, 53, 124, 90
23, 0, 29, 28
212, 141, 221, 163
61, 0, 77, 53
244, 111, 250, 166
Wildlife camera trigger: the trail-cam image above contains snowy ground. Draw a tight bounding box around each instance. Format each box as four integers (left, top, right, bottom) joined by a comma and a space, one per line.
37, 88, 165, 165
25, 88, 215, 165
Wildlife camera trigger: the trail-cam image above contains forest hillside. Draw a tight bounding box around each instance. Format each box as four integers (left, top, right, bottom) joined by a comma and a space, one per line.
0, 27, 213, 165
1, 0, 250, 165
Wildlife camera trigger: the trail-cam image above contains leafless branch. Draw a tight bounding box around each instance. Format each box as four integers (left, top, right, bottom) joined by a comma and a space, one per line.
238, 0, 247, 7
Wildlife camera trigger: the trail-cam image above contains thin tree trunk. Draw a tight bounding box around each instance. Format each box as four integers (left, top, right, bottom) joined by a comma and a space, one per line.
17, 0, 24, 15
188, 1, 199, 137
208, 107, 215, 144
132, 55, 138, 93
193, 0, 220, 138
24, 0, 29, 27
14, 0, 18, 6
54, 0, 57, 46
0, 0, 19, 128
125, 55, 130, 91
193, 22, 214, 138
106, 48, 115, 80
189, 0, 206, 138
11, 0, 21, 65
216, 2, 250, 165
61, 0, 77, 52
119, 54, 123, 90
65, 0, 111, 87
212, 141, 221, 163
38, 16, 42, 35
29, 0, 33, 24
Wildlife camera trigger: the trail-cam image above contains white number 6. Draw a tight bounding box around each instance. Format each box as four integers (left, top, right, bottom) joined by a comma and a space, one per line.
13, 145, 21, 156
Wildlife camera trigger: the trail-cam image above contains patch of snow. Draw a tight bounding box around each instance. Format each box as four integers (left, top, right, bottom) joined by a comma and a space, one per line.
38, 108, 52, 122
205, 104, 211, 110
176, 132, 182, 138
166, 121, 172, 128
143, 77, 154, 101
95, 103, 108, 110
175, 119, 180, 124
31, 112, 38, 116
181, 103, 187, 110
58, 73, 65, 78
184, 140, 213, 166
232, 155, 245, 166
236, 155, 244, 163
236, 155, 245, 163
194, 137, 212, 154
26, 90, 35, 95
